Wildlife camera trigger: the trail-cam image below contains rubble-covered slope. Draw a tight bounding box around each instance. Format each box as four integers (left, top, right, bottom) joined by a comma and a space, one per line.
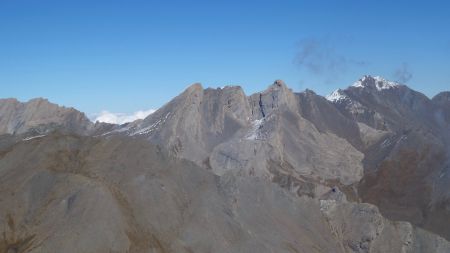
326, 76, 450, 240
0, 134, 448, 253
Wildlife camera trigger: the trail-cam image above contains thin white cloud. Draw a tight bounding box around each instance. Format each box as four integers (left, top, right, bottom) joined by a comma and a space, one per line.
93, 109, 156, 124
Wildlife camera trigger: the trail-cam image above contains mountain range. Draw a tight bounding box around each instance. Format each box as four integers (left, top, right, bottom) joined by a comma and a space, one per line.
1, 75, 449, 253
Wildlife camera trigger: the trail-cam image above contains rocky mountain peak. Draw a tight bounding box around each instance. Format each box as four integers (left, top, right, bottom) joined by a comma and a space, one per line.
27, 97, 50, 104
273, 79, 286, 87
0, 97, 93, 135
184, 83, 203, 93
326, 89, 348, 102
0, 98, 19, 103
302, 89, 317, 95
352, 75, 402, 91
183, 82, 204, 94
266, 79, 290, 92
248, 80, 298, 118
433, 91, 450, 106
326, 75, 404, 103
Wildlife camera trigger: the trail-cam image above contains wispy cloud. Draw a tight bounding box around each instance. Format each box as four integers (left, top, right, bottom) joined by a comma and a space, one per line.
393, 62, 413, 83
294, 37, 367, 83
93, 109, 156, 124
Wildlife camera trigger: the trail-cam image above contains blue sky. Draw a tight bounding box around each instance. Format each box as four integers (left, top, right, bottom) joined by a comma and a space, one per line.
1, 0, 449, 119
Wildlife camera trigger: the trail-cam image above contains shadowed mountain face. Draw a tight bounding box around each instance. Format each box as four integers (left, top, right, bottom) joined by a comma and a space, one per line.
1, 76, 450, 252
327, 76, 450, 239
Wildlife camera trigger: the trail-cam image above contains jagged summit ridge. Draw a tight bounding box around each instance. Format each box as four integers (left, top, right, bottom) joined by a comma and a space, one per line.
111, 79, 364, 187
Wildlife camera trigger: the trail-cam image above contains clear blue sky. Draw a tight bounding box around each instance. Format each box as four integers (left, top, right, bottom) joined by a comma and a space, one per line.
1, 0, 449, 116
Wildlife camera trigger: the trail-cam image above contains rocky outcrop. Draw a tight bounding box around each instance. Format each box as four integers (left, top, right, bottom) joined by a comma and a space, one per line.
0, 98, 94, 136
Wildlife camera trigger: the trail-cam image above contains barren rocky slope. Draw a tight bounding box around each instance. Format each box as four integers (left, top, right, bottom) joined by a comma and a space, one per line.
1, 76, 450, 252
109, 81, 364, 197
0, 98, 92, 135
1, 133, 449, 253
0, 98, 112, 137
327, 76, 450, 240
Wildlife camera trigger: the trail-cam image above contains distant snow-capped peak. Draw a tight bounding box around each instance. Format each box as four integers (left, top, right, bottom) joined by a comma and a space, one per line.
326, 75, 402, 103
352, 75, 400, 91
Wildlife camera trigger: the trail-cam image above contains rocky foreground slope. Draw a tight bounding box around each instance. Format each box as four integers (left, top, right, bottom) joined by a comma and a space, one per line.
1, 134, 449, 253
0, 75, 449, 252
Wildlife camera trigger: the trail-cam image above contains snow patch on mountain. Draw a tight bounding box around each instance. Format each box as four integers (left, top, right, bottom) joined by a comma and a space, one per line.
130, 112, 171, 136
326, 89, 348, 102
245, 119, 264, 140
99, 125, 132, 137
352, 75, 400, 91
373, 76, 400, 91
23, 135, 46, 141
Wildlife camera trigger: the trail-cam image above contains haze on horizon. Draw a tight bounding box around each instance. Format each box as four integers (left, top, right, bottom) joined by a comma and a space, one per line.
1, 0, 449, 123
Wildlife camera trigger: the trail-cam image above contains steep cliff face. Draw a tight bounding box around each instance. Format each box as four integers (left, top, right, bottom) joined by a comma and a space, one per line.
105, 84, 252, 168
109, 81, 364, 196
